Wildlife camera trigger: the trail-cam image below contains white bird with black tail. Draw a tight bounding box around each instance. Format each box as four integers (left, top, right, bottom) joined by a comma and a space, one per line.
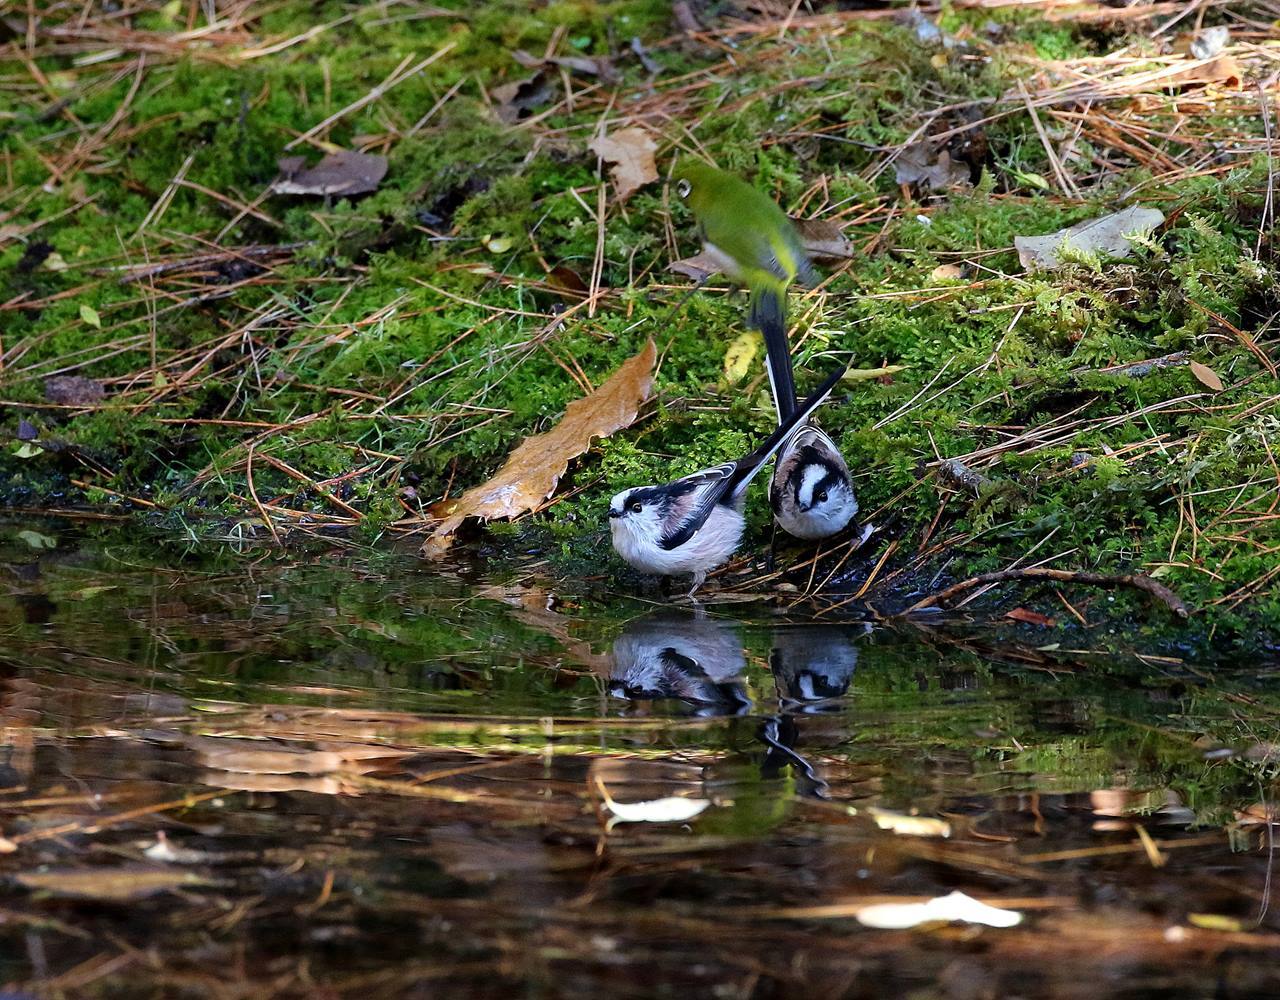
761, 322, 859, 540
609, 363, 847, 595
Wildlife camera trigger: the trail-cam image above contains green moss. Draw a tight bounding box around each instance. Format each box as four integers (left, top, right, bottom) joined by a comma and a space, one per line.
1, 1, 1278, 639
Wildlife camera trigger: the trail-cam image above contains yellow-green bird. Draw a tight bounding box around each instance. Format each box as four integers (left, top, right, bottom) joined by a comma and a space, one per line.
674, 161, 817, 412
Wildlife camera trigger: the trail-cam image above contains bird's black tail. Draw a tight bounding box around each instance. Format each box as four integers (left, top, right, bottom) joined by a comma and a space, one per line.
749, 286, 797, 422
730, 361, 847, 498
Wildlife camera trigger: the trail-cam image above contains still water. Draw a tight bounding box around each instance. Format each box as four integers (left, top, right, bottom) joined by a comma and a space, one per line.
1, 523, 1279, 998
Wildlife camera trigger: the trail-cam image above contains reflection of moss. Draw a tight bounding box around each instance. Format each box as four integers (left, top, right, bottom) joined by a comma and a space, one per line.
2, 4, 1278, 637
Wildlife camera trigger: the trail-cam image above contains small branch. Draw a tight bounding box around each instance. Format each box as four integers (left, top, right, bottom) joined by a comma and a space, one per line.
904, 567, 1189, 619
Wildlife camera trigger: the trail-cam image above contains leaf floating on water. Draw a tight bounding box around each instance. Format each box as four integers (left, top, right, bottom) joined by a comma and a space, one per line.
272, 150, 388, 198
590, 127, 658, 201
723, 330, 761, 383
865, 807, 951, 838
17, 866, 210, 901
423, 338, 657, 556
856, 891, 1023, 930
16, 530, 56, 550
1014, 206, 1164, 270
1189, 360, 1225, 392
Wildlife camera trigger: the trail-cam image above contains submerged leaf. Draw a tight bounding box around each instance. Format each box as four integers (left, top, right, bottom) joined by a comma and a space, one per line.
17, 866, 210, 901
16, 530, 57, 550
865, 807, 951, 838
423, 339, 657, 556
856, 891, 1023, 930
1015, 206, 1164, 270
590, 127, 658, 201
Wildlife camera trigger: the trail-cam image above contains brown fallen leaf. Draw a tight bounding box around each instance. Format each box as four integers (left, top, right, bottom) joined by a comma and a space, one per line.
44, 375, 104, 406
272, 150, 388, 197
423, 338, 657, 556
1005, 607, 1056, 627
894, 142, 970, 191
1162, 53, 1243, 90
513, 48, 620, 84
491, 71, 558, 123
792, 218, 853, 261
17, 865, 210, 901
589, 127, 658, 201
1014, 206, 1164, 270
1189, 359, 1225, 392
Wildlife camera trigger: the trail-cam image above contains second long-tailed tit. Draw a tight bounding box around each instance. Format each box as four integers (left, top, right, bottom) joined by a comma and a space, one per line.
759, 316, 859, 541
609, 363, 847, 595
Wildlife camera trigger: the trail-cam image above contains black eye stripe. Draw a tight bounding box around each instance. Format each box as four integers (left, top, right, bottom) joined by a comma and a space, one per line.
798, 471, 844, 504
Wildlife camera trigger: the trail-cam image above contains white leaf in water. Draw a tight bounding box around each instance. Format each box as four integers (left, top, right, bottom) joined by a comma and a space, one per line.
604, 795, 711, 824
597, 780, 710, 824
856, 891, 1023, 929
866, 807, 952, 838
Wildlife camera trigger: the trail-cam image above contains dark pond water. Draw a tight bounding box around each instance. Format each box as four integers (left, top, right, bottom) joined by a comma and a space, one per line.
1, 521, 1279, 998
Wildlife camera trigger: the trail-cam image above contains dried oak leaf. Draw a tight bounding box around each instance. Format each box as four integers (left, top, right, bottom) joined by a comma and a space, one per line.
590, 127, 659, 201
272, 150, 387, 197
44, 375, 104, 406
894, 143, 970, 191
422, 338, 657, 557
1014, 205, 1164, 270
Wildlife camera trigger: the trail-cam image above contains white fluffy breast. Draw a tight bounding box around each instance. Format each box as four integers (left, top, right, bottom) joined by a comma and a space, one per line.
611, 505, 745, 576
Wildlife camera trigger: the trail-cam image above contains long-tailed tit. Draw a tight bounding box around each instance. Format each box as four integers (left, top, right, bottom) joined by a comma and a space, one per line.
760, 319, 859, 541
607, 612, 750, 716
609, 363, 847, 595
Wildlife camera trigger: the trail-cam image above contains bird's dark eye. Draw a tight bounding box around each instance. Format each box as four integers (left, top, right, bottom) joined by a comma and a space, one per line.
676, 179, 691, 199
816, 490, 829, 504
629, 501, 643, 513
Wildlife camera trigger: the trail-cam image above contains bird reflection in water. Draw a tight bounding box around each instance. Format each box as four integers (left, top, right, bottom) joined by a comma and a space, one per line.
761, 623, 870, 797
606, 612, 751, 717
606, 614, 873, 797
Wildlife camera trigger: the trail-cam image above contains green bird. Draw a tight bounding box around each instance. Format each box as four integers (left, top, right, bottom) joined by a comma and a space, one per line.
674, 161, 817, 414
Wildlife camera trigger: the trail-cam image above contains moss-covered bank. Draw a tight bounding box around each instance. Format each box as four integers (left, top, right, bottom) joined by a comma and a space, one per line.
2, 1, 1278, 639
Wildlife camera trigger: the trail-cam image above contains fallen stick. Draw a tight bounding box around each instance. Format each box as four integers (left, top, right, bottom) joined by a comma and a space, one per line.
903, 567, 1189, 619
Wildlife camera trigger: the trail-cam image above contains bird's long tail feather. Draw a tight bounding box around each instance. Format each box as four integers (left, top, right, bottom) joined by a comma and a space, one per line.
730, 361, 847, 500
749, 285, 797, 422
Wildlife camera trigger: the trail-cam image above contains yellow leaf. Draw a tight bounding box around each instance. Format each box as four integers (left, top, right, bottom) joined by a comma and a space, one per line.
723, 331, 761, 383
423, 339, 657, 556
1189, 359, 1224, 392
843, 365, 906, 382
1188, 913, 1249, 932
930, 52, 948, 69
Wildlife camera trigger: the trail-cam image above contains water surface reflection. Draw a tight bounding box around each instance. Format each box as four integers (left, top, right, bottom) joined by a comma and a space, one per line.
1, 526, 1279, 997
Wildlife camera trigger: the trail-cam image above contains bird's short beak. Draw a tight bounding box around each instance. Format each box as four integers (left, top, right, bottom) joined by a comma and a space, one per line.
608, 509, 622, 519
